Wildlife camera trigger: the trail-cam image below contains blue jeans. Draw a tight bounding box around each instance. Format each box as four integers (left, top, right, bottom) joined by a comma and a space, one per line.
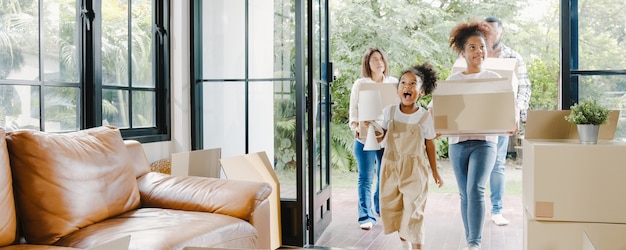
490, 135, 509, 215
354, 140, 383, 225
449, 140, 497, 247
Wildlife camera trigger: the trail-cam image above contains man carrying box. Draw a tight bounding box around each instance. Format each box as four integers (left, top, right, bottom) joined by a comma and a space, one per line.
485, 16, 532, 226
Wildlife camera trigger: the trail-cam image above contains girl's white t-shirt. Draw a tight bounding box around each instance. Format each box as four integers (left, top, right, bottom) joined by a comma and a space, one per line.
444, 70, 501, 144
380, 103, 435, 147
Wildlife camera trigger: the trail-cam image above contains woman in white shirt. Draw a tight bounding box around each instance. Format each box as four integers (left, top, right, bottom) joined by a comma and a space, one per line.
348, 47, 398, 230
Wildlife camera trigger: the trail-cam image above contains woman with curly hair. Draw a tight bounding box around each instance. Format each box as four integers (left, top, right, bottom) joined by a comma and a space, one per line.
377, 63, 443, 250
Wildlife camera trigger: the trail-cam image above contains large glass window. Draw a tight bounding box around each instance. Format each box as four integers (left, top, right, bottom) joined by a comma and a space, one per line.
564, 0, 626, 140
0, 0, 169, 141
193, 0, 297, 198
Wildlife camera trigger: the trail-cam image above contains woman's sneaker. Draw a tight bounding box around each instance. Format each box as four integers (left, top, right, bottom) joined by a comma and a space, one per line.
359, 222, 373, 230
491, 214, 510, 226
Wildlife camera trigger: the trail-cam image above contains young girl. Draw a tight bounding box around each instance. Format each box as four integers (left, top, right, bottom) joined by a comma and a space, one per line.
444, 20, 513, 250
348, 47, 398, 230
378, 63, 443, 250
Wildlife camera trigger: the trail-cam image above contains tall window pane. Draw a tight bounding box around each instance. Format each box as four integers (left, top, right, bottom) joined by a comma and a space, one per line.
131, 0, 154, 88
202, 82, 245, 157
0, 85, 40, 131
1, 0, 39, 81
102, 1, 129, 87
249, 0, 295, 79
577, 0, 626, 70
132, 90, 155, 127
202, 1, 245, 79
103, 89, 129, 128
44, 0, 79, 82
44, 86, 79, 132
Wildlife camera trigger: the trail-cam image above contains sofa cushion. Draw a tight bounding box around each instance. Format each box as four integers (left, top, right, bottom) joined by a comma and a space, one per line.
53, 208, 258, 249
5, 126, 141, 244
0, 128, 17, 247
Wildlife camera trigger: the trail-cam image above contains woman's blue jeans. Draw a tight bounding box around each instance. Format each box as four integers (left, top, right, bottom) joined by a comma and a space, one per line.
353, 139, 383, 225
449, 140, 497, 247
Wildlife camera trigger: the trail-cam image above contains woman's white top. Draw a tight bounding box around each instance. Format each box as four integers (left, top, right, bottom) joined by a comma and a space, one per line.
444, 70, 501, 144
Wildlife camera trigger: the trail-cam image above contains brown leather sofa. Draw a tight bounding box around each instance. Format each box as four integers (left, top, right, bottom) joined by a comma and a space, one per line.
0, 126, 272, 250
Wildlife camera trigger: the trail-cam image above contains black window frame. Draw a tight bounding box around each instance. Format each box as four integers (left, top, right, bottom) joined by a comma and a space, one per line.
0, 0, 170, 143
87, 0, 170, 143
561, 0, 626, 109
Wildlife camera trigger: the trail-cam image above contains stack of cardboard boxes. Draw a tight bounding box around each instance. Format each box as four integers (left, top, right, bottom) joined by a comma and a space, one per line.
523, 110, 626, 249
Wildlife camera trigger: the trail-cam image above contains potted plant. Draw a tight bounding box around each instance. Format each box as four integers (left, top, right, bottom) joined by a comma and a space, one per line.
564, 98, 610, 144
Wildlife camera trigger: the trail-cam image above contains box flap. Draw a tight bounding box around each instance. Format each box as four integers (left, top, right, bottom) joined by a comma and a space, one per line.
453, 57, 519, 92
525, 110, 620, 140
87, 235, 130, 250
171, 148, 222, 178
433, 77, 513, 95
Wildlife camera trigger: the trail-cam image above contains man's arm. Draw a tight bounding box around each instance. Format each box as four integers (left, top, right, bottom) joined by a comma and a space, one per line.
501, 45, 532, 121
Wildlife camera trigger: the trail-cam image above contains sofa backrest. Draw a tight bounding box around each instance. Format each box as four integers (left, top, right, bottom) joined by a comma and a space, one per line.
0, 127, 17, 247
123, 140, 151, 178
5, 126, 141, 245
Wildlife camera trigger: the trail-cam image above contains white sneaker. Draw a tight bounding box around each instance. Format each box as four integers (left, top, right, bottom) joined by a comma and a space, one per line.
359, 222, 373, 230
491, 214, 510, 226
461, 246, 480, 250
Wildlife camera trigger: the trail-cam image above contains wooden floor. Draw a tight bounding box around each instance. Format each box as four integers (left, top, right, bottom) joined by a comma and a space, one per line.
313, 188, 524, 250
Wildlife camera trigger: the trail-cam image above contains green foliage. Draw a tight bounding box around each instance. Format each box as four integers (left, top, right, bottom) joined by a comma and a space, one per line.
434, 137, 448, 159
330, 0, 524, 165
527, 58, 559, 111
564, 98, 610, 125
274, 97, 297, 170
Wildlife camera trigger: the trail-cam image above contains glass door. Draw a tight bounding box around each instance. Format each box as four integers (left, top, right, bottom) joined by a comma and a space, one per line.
307, 0, 332, 244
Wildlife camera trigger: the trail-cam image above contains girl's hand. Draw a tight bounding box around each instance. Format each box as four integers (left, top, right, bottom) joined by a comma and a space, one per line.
433, 173, 444, 188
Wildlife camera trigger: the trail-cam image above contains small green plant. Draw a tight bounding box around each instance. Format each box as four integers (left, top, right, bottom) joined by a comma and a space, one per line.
564, 98, 610, 125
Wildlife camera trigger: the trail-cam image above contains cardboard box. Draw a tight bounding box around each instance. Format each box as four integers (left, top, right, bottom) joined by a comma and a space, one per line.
523, 110, 625, 223
87, 235, 130, 250
220, 152, 281, 250
431, 78, 516, 135
170, 148, 222, 178
358, 83, 399, 139
453, 57, 519, 92
524, 210, 626, 250
524, 110, 619, 141
583, 232, 596, 250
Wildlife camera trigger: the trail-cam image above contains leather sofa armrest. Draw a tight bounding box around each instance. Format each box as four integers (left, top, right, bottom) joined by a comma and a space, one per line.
137, 172, 271, 221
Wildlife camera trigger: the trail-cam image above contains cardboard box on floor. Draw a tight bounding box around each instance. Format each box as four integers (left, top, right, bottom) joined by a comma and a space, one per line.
524, 210, 626, 250
431, 77, 516, 135
522, 110, 626, 224
86, 235, 130, 250
220, 152, 281, 250
453, 57, 519, 92
357, 83, 399, 139
170, 148, 222, 178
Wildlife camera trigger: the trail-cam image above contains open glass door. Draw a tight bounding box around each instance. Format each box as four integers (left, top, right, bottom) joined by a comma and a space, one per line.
307, 0, 332, 244
190, 0, 331, 246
